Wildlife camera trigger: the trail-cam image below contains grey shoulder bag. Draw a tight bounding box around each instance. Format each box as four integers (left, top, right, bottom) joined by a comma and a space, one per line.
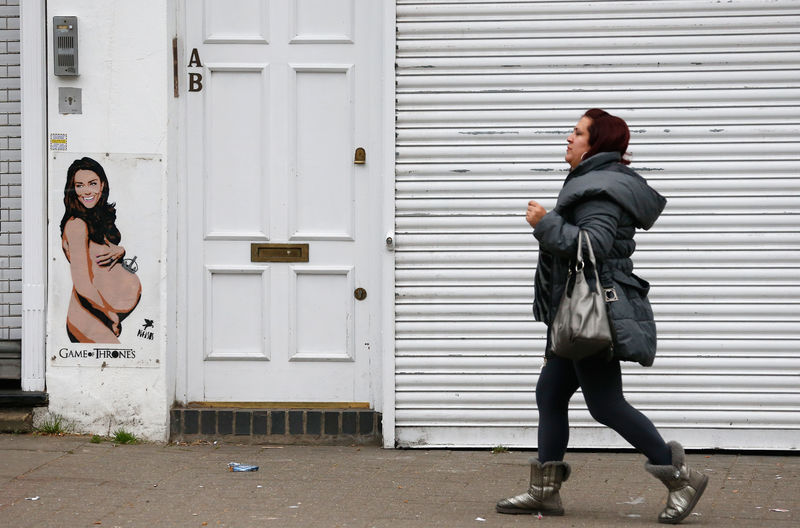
549, 230, 613, 360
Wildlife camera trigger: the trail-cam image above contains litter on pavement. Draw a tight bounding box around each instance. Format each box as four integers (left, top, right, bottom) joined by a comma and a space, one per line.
227, 462, 259, 472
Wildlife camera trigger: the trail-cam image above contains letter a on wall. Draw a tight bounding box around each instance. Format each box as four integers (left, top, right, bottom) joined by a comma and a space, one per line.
188, 48, 203, 67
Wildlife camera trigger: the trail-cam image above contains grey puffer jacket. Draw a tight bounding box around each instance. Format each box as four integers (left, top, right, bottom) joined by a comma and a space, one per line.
533, 152, 667, 366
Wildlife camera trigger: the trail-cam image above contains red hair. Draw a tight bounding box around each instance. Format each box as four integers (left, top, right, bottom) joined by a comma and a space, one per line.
582, 108, 631, 165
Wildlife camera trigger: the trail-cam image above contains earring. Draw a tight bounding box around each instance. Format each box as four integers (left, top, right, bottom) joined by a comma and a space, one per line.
581, 152, 588, 160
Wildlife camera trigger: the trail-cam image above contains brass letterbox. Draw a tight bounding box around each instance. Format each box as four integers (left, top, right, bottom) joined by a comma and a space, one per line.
250, 243, 309, 263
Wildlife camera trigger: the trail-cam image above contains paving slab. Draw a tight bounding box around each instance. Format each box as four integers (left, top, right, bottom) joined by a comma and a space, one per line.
0, 435, 797, 528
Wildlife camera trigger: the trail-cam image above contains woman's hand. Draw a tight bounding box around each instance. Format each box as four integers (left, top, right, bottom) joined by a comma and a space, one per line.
96, 244, 126, 267
526, 200, 547, 228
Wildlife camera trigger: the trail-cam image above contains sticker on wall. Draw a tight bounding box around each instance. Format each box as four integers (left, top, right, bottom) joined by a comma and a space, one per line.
50, 133, 68, 151
47, 153, 163, 367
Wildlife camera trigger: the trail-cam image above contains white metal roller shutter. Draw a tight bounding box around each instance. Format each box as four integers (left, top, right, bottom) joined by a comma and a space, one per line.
394, 0, 800, 449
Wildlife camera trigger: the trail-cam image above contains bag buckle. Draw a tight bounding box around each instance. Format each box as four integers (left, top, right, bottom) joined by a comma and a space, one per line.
604, 287, 619, 302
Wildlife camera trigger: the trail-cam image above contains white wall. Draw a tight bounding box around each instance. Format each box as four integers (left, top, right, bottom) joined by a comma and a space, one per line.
44, 0, 170, 440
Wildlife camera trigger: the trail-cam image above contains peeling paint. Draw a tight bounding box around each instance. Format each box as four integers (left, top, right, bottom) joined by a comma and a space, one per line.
458, 130, 519, 135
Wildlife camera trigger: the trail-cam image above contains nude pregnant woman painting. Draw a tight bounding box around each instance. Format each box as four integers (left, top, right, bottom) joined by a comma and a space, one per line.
59, 157, 141, 343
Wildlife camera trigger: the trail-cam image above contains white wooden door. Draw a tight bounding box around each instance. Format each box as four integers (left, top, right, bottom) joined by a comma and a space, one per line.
184, 0, 381, 403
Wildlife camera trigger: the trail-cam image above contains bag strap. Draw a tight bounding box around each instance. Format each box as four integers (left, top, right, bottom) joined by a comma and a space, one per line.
577, 230, 603, 295
583, 230, 598, 268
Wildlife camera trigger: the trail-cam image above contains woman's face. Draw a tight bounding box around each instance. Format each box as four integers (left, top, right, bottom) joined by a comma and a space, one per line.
73, 169, 104, 209
565, 116, 593, 169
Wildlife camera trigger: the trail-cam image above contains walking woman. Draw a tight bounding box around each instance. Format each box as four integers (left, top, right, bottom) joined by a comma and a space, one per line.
60, 157, 141, 343
496, 109, 708, 524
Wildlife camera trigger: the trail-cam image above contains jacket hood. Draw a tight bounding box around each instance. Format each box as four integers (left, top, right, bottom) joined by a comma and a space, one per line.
557, 152, 666, 230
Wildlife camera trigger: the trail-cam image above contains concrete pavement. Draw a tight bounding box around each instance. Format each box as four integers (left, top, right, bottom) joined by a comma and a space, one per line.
0, 434, 797, 527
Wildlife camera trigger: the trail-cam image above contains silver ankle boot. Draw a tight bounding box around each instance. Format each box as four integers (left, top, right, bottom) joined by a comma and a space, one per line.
645, 441, 709, 524
496, 459, 570, 515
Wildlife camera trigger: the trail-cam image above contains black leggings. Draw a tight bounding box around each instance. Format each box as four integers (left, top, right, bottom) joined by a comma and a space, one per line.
536, 354, 672, 466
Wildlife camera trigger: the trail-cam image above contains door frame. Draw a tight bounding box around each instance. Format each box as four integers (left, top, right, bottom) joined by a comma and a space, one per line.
172, 1, 396, 445
378, 0, 397, 448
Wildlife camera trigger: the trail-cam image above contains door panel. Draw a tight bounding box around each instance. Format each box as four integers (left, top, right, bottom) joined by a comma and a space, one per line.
205, 267, 269, 361
185, 0, 378, 403
290, 267, 353, 361
292, 0, 354, 43
204, 0, 270, 44
205, 66, 269, 239
291, 67, 354, 239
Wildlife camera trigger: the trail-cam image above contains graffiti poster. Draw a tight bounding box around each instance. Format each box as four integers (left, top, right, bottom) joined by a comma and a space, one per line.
47, 153, 163, 367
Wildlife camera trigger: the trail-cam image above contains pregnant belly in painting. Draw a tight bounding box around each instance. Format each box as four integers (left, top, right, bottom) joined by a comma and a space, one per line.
90, 244, 142, 313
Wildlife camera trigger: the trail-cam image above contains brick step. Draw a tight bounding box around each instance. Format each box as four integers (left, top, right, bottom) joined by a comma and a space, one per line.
170, 406, 382, 446
0, 408, 34, 433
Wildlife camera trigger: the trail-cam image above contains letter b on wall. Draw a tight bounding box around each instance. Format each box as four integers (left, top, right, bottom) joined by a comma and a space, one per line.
188, 73, 203, 92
